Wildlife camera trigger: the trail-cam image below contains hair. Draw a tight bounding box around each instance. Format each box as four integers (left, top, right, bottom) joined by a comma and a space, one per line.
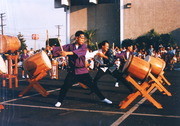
98, 40, 109, 49
75, 30, 85, 37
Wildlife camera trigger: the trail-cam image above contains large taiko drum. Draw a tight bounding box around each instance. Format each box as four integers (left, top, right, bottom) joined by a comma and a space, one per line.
0, 35, 21, 53
0, 55, 7, 74
145, 55, 166, 76
23, 51, 52, 78
122, 55, 151, 80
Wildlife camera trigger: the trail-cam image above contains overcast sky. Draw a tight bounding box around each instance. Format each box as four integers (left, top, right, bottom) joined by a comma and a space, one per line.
0, 0, 67, 50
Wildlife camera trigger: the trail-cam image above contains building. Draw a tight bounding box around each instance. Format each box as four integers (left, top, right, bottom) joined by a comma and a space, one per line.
55, 0, 180, 46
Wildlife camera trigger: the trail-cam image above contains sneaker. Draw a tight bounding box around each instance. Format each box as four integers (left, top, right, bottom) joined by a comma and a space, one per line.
115, 82, 119, 87
22, 76, 25, 79
72, 83, 79, 86
26, 75, 29, 78
55, 102, 61, 107
101, 98, 112, 104
138, 81, 141, 85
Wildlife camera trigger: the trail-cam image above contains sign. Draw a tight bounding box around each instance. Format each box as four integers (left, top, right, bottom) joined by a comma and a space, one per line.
61, 0, 70, 6
32, 34, 39, 40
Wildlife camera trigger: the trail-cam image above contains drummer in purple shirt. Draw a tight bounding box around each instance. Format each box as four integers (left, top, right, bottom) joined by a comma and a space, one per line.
54, 31, 112, 107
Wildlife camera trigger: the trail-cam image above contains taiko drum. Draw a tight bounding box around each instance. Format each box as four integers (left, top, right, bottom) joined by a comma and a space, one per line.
0, 35, 21, 53
51, 59, 58, 65
23, 51, 52, 78
0, 55, 7, 74
122, 55, 151, 80
145, 55, 166, 76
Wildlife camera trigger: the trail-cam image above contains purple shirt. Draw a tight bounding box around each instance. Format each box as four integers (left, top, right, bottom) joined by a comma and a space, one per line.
21, 54, 29, 61
53, 43, 88, 75
116, 52, 133, 60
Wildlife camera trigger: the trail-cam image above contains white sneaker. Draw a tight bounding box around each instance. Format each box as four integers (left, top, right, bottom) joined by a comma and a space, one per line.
101, 98, 112, 104
115, 82, 119, 87
138, 81, 141, 84
22, 76, 25, 79
26, 75, 29, 78
55, 102, 61, 107
72, 83, 79, 86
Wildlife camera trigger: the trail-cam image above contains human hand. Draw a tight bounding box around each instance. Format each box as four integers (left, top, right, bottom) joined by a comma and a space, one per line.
97, 52, 105, 57
59, 51, 68, 56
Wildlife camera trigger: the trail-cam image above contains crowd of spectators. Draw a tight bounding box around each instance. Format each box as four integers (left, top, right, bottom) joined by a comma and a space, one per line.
19, 44, 180, 73
86, 44, 179, 71
1, 43, 178, 79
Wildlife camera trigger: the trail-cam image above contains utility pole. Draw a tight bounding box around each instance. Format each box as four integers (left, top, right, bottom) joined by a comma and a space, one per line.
55, 25, 63, 38
0, 13, 6, 35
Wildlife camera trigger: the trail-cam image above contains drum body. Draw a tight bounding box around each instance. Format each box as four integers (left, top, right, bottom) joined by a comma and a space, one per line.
0, 55, 7, 74
123, 56, 151, 80
145, 56, 166, 76
0, 35, 21, 53
51, 59, 58, 65
23, 51, 52, 77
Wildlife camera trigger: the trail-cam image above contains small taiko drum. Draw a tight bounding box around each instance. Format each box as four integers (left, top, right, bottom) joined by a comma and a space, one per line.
0, 35, 21, 53
0, 55, 7, 74
122, 55, 151, 80
51, 59, 58, 65
145, 55, 166, 76
23, 51, 52, 78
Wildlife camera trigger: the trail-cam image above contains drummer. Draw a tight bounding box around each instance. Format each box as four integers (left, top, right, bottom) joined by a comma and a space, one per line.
53, 30, 112, 107
115, 42, 134, 71
92, 40, 134, 93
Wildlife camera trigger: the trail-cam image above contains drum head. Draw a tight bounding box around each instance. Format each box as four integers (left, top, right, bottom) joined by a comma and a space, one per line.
122, 55, 132, 73
41, 51, 52, 69
0, 55, 7, 74
145, 55, 166, 75
157, 57, 166, 70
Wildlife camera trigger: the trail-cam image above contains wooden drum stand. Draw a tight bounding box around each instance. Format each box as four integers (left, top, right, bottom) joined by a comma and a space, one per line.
2, 54, 19, 88
19, 70, 49, 97
18, 51, 52, 97
119, 56, 172, 109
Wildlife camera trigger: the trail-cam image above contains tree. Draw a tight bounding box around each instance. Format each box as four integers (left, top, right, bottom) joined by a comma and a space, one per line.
84, 29, 97, 46
159, 33, 175, 47
17, 32, 27, 50
134, 29, 177, 50
122, 39, 134, 48
134, 29, 161, 50
135, 36, 148, 50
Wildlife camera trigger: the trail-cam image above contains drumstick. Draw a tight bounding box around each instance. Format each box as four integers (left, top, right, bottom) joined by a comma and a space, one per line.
57, 37, 63, 51
46, 30, 49, 46
123, 55, 126, 61
96, 42, 99, 50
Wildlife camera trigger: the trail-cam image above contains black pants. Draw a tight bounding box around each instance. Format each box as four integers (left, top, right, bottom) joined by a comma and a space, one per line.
58, 72, 105, 102
94, 69, 134, 93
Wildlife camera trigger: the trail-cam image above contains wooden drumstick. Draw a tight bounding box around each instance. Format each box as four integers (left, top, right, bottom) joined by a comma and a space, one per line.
123, 55, 126, 62
96, 42, 99, 50
57, 37, 63, 51
46, 30, 49, 46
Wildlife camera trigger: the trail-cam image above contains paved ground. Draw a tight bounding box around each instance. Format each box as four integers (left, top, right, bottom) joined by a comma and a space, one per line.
0, 68, 180, 126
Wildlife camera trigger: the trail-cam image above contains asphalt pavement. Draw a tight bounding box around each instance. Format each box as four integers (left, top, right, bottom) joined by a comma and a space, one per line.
0, 68, 180, 126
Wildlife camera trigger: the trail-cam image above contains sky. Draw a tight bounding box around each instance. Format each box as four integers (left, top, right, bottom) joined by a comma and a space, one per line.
0, 0, 67, 50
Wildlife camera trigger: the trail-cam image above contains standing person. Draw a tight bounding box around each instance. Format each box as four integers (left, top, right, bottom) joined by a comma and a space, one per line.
93, 41, 134, 92
147, 45, 154, 56
28, 48, 34, 56
54, 31, 112, 107
20, 49, 29, 79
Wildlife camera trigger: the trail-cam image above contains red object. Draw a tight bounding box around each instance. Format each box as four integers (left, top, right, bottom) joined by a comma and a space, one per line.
32, 34, 39, 40
0, 105, 4, 109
